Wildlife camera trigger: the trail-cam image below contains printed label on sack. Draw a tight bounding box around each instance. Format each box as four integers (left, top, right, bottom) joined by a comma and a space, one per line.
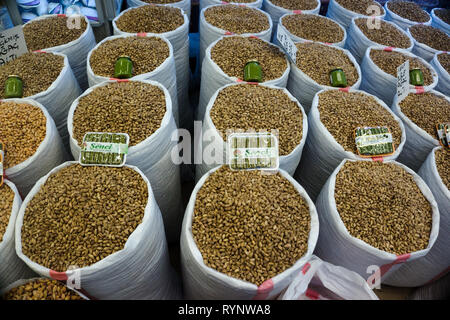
436, 123, 450, 148
276, 26, 297, 64
355, 127, 395, 157
0, 26, 28, 66
80, 132, 129, 167
397, 60, 409, 102
227, 133, 279, 171
0, 141, 4, 187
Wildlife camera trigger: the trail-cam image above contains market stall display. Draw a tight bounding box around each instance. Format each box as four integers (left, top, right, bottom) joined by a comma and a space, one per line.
431, 52, 450, 95
326, 0, 385, 29
407, 24, 450, 63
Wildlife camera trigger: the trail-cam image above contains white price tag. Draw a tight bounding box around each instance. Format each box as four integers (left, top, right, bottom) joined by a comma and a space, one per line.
0, 26, 28, 67
276, 26, 297, 64
397, 60, 409, 102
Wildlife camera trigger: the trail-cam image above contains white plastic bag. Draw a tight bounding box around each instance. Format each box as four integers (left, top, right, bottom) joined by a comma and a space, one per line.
262, 0, 320, 39
199, 4, 273, 68
0, 277, 88, 300
113, 7, 190, 127
4, 98, 66, 197
276, 13, 347, 48
0, 180, 35, 291
346, 16, 413, 64
195, 83, 308, 181
25, 51, 81, 150
314, 158, 440, 286
430, 51, 450, 95
15, 161, 181, 300
384, 0, 431, 31
25, 14, 97, 90
294, 88, 406, 201
326, 0, 386, 29
407, 26, 444, 62
197, 35, 290, 121
392, 90, 448, 172
360, 46, 438, 107
279, 255, 378, 300
382, 147, 450, 287
126, 0, 191, 19
431, 8, 450, 35
287, 45, 361, 114
86, 35, 179, 125
200, 0, 263, 12
67, 79, 183, 243
181, 165, 319, 300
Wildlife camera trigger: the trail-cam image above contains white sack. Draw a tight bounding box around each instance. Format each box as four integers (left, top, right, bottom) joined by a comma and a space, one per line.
195, 82, 308, 181
276, 13, 347, 48
346, 16, 413, 64
0, 180, 35, 291
0, 277, 88, 300
430, 51, 450, 95
67, 79, 183, 243
15, 161, 181, 300
126, 0, 191, 19
86, 34, 179, 125
392, 90, 449, 172
287, 44, 361, 114
384, 1, 431, 31
294, 88, 406, 201
4, 98, 66, 197
360, 46, 438, 106
262, 0, 320, 39
181, 165, 319, 299
200, 0, 263, 12
26, 51, 81, 150
314, 158, 440, 286
279, 255, 378, 300
25, 14, 97, 90
113, 7, 190, 127
383, 147, 450, 287
431, 8, 450, 35
199, 4, 273, 68
326, 0, 386, 29
407, 26, 445, 62
197, 35, 290, 121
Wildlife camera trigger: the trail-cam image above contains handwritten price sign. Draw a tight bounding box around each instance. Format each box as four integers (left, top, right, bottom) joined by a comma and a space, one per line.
0, 26, 28, 67
397, 60, 409, 102
276, 26, 297, 64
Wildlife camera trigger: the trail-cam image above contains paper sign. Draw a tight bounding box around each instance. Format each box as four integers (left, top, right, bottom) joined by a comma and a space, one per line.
0, 26, 29, 67
80, 132, 129, 167
397, 60, 409, 102
276, 26, 297, 64
355, 127, 395, 157
228, 133, 279, 171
